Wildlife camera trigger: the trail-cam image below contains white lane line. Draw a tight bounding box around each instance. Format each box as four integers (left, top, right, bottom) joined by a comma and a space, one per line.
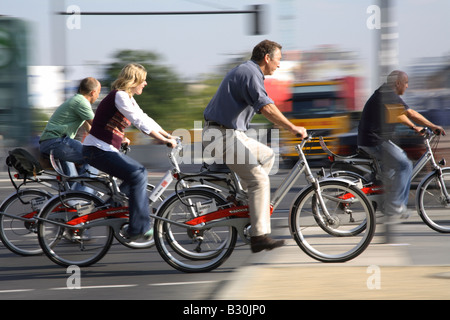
0, 289, 35, 294
149, 280, 218, 287
0, 281, 217, 293
50, 284, 138, 290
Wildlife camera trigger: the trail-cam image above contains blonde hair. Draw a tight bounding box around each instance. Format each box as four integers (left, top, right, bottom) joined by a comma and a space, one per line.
111, 63, 147, 96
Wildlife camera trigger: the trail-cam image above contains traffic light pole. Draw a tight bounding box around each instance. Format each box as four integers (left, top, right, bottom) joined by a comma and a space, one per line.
57, 5, 266, 35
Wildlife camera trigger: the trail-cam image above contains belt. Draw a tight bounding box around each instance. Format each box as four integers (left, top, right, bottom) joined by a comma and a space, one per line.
205, 121, 229, 129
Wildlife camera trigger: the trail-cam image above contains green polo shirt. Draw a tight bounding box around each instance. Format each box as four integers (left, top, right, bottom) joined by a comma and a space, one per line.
40, 94, 94, 141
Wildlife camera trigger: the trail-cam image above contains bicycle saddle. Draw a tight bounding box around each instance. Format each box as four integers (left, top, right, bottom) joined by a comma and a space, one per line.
201, 163, 231, 173
355, 148, 375, 160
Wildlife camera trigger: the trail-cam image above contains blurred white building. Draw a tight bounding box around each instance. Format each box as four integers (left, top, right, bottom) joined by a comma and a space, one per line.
28, 66, 65, 113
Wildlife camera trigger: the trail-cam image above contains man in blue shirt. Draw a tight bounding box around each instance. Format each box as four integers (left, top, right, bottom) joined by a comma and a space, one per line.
358, 70, 445, 220
204, 40, 307, 253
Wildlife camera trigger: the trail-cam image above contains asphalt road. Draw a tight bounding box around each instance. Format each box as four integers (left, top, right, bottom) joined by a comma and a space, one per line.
0, 165, 298, 301
1, 144, 450, 303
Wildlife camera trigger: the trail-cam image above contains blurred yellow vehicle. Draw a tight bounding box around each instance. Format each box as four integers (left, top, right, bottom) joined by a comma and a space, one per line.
269, 78, 357, 162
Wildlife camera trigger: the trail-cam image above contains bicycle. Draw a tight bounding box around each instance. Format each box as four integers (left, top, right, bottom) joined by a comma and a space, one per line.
35, 145, 171, 267
0, 146, 160, 256
152, 134, 375, 272
0, 153, 72, 256
319, 127, 450, 233
34, 135, 375, 270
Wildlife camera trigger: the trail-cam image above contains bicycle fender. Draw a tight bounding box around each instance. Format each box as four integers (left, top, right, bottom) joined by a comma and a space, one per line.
319, 177, 357, 186
0, 188, 53, 207
415, 168, 450, 209
36, 191, 104, 217
287, 178, 357, 232
287, 184, 313, 233
152, 185, 224, 215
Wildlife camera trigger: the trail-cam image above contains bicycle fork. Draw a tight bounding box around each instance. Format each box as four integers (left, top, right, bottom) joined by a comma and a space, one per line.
433, 168, 450, 206
299, 145, 340, 226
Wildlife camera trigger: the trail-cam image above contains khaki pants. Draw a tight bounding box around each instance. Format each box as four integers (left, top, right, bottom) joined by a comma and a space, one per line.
203, 125, 274, 236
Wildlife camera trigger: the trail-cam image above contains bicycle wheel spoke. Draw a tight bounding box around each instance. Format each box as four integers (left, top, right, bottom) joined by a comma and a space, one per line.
418, 169, 450, 233
0, 190, 52, 256
291, 181, 375, 262
38, 193, 113, 267
154, 189, 237, 273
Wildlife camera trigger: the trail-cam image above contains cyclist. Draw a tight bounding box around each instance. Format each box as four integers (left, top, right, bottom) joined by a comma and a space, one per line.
358, 70, 445, 219
39, 77, 100, 192
203, 40, 307, 253
82, 63, 176, 241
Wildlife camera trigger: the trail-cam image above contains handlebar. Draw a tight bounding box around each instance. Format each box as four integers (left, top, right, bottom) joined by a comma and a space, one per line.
120, 143, 130, 154
297, 129, 331, 141
166, 136, 182, 148
421, 127, 443, 139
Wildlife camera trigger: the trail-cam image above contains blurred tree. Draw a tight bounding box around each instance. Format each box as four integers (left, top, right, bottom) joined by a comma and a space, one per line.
103, 50, 194, 131
103, 49, 267, 135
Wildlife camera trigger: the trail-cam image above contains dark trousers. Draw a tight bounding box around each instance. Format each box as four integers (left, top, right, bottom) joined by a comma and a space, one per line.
82, 146, 150, 235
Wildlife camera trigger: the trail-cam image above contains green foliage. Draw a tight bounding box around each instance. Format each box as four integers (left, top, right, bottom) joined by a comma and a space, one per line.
102, 49, 268, 133
104, 50, 213, 131
31, 107, 50, 134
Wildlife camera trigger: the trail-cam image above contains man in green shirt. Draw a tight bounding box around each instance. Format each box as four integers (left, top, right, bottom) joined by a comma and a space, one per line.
40, 77, 101, 190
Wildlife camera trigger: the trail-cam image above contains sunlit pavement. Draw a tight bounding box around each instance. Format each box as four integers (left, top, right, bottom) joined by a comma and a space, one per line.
216, 217, 450, 300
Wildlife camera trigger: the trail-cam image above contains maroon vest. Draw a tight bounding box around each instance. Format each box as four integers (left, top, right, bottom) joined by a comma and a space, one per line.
90, 90, 131, 150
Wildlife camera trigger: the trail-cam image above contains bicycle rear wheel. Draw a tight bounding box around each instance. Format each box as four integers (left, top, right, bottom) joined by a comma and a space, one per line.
417, 168, 450, 233
154, 188, 237, 273
290, 180, 375, 262
37, 192, 114, 267
0, 189, 52, 256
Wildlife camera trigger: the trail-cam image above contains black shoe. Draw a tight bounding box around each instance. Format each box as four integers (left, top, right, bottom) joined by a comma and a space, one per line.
250, 235, 285, 253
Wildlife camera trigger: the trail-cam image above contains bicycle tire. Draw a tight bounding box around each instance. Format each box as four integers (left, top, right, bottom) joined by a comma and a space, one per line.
290, 180, 375, 263
417, 167, 450, 233
37, 192, 114, 267
154, 188, 237, 273
0, 189, 52, 256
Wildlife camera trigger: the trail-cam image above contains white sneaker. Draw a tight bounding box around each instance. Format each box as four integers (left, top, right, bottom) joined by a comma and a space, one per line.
396, 204, 410, 219
121, 225, 153, 242
383, 204, 410, 224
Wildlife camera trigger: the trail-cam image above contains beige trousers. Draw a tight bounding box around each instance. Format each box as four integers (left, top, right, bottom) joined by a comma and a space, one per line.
203, 125, 275, 236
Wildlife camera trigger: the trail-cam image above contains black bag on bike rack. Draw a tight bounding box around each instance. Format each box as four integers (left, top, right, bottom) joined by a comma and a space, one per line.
6, 148, 43, 177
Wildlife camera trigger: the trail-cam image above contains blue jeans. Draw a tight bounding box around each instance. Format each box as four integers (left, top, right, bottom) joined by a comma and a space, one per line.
360, 140, 413, 213
82, 146, 150, 236
40, 136, 97, 193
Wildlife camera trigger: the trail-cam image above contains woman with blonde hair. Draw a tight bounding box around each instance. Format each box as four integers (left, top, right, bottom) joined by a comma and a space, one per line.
82, 63, 176, 241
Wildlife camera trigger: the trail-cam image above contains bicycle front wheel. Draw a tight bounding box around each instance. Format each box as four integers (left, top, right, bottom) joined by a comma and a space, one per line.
290, 180, 375, 263
417, 168, 450, 233
0, 189, 52, 256
37, 192, 114, 267
154, 188, 237, 273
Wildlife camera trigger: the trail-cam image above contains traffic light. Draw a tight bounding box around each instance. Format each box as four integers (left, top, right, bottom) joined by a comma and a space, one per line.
249, 4, 267, 35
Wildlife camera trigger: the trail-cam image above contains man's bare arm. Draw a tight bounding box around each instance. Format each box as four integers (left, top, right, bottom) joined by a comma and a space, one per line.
260, 103, 307, 138
402, 109, 446, 135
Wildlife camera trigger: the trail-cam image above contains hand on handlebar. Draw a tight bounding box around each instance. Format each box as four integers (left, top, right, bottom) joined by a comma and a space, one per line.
165, 137, 178, 149
121, 137, 131, 152
292, 126, 308, 139
121, 137, 131, 146
413, 126, 425, 135
416, 126, 446, 137
432, 125, 446, 136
